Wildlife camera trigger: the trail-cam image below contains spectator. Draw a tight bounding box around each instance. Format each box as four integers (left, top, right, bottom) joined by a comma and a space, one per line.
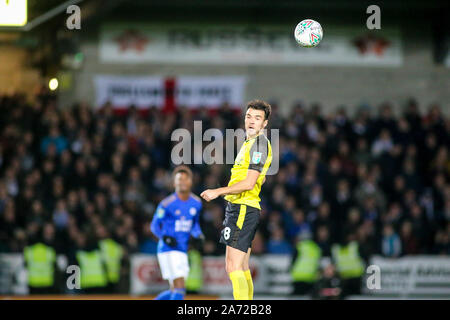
400, 220, 420, 255
315, 225, 331, 257
287, 209, 312, 242
432, 229, 450, 255
312, 261, 343, 300
381, 224, 402, 258
342, 208, 362, 240
371, 129, 394, 157
331, 179, 355, 229
40, 126, 68, 156
312, 202, 334, 242
266, 227, 293, 254
353, 138, 372, 166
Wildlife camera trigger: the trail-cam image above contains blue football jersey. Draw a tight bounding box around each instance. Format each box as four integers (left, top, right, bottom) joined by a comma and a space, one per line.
150, 192, 203, 253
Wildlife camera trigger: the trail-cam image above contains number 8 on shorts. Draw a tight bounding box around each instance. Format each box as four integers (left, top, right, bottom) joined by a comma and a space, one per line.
223, 227, 231, 240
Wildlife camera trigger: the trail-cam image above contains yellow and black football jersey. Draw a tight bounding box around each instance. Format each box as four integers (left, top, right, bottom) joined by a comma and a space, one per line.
224, 133, 272, 210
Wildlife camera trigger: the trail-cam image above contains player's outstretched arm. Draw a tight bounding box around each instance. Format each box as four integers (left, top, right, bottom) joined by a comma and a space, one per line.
200, 169, 260, 202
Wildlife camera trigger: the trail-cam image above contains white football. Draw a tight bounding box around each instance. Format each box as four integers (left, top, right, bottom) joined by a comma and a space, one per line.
294, 19, 323, 47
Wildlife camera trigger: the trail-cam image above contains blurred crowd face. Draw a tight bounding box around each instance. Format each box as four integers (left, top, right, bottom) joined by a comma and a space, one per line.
292, 209, 305, 224
271, 227, 284, 241
318, 202, 330, 219
400, 221, 413, 238
43, 223, 55, 243
317, 226, 329, 242
245, 108, 267, 138
394, 176, 406, 191
95, 224, 108, 239
337, 180, 349, 195
323, 264, 336, 278
348, 208, 361, 224
383, 224, 394, 237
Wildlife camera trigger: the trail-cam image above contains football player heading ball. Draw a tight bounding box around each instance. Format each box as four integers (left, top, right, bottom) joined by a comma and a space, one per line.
201, 100, 273, 300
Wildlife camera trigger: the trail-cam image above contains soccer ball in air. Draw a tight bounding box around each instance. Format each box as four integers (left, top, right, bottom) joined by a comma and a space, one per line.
294, 19, 323, 47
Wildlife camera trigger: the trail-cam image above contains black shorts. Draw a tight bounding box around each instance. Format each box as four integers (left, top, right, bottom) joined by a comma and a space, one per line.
219, 202, 260, 253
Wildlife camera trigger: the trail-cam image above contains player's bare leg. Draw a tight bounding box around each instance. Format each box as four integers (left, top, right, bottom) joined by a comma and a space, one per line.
225, 246, 247, 272
226, 245, 249, 300
172, 277, 185, 289
243, 248, 251, 270
170, 277, 186, 300
243, 248, 254, 299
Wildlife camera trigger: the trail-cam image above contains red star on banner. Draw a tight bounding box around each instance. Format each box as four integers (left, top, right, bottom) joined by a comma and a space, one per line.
114, 29, 149, 52
353, 34, 390, 56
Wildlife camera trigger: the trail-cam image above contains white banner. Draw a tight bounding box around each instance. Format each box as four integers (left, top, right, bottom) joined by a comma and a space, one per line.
94, 76, 165, 109
99, 24, 403, 66
0, 254, 69, 295
0, 254, 27, 295
362, 255, 450, 298
176, 76, 246, 109
94, 75, 246, 109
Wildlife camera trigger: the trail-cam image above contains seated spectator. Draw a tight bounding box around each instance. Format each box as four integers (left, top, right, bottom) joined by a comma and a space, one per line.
53, 199, 70, 231
382, 202, 404, 230
266, 227, 293, 254
353, 138, 372, 166
400, 220, 420, 255
331, 179, 355, 226
315, 225, 331, 257
287, 209, 312, 241
371, 129, 394, 157
381, 224, 402, 258
312, 202, 333, 239
40, 126, 68, 156
342, 208, 362, 242
250, 231, 266, 255
432, 229, 450, 255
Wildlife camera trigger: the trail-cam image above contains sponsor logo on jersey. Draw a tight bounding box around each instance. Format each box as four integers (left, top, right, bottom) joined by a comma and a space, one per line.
175, 219, 193, 232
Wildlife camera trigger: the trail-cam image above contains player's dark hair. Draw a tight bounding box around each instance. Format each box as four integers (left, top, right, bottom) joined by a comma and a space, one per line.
246, 99, 271, 120
172, 165, 193, 180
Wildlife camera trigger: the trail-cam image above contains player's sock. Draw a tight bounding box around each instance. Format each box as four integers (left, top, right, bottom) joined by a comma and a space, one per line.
229, 270, 249, 300
170, 288, 186, 300
244, 269, 254, 300
154, 289, 172, 300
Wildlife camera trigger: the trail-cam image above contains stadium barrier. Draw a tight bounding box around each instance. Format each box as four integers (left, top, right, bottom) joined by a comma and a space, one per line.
362, 255, 450, 298
1, 253, 449, 298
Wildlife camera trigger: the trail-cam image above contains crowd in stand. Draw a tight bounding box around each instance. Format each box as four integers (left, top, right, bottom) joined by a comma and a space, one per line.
0, 91, 449, 263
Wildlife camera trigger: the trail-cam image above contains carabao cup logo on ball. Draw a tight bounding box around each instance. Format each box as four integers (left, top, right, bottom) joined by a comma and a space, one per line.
294, 19, 323, 47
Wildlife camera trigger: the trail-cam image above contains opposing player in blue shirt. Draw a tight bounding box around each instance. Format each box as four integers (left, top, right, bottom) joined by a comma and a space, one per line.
150, 165, 204, 300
